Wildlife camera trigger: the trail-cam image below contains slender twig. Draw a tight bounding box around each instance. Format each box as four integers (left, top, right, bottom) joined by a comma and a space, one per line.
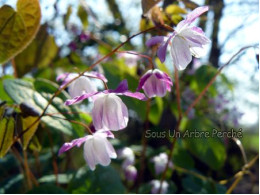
22, 150, 33, 190
136, 98, 151, 192
226, 154, 259, 194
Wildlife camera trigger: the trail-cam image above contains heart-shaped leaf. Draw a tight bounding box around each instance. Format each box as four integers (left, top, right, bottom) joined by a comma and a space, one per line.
0, 117, 15, 158
0, 0, 41, 64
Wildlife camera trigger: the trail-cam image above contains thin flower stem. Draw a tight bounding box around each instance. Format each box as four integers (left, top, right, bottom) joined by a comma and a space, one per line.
23, 150, 33, 190
136, 98, 151, 192
13, 27, 156, 144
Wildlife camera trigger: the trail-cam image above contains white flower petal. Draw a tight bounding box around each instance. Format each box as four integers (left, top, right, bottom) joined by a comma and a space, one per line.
170, 36, 192, 70
92, 94, 107, 130
83, 138, 97, 171
103, 94, 128, 130
68, 76, 97, 98
180, 27, 210, 48
190, 45, 208, 58
93, 135, 111, 166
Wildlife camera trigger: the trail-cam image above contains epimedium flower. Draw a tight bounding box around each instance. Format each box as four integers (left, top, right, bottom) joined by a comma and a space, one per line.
152, 152, 173, 175
58, 131, 116, 171
56, 72, 107, 99
146, 6, 211, 70
118, 147, 135, 168
137, 69, 173, 98
65, 80, 147, 131
124, 165, 138, 182
150, 180, 169, 194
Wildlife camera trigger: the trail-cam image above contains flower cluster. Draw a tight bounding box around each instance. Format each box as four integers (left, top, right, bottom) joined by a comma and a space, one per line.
57, 68, 172, 170
58, 6, 210, 172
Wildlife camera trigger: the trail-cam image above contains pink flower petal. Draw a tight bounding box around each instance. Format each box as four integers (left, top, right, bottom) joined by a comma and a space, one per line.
146, 36, 165, 47
185, 6, 209, 25
157, 34, 175, 63
58, 136, 88, 155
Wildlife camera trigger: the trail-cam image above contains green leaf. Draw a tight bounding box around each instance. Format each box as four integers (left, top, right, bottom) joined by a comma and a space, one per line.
3, 79, 75, 136
68, 166, 125, 193
183, 117, 226, 170
181, 175, 226, 193
34, 78, 88, 137
193, 65, 218, 95
0, 75, 14, 102
173, 140, 195, 169
0, 117, 15, 158
21, 116, 40, 150
0, 0, 41, 64
28, 184, 67, 194
149, 97, 163, 125
14, 24, 58, 77
38, 174, 73, 184
28, 135, 41, 151
77, 5, 88, 29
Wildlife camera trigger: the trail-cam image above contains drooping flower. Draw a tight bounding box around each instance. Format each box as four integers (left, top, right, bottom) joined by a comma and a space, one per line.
137, 69, 173, 98
58, 131, 116, 171
124, 165, 138, 182
92, 93, 129, 131
65, 80, 147, 131
146, 6, 211, 70
150, 180, 169, 194
118, 147, 135, 168
152, 152, 173, 175
56, 72, 107, 99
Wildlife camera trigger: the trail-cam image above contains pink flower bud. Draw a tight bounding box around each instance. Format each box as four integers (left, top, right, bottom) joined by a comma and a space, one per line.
137, 69, 173, 98
124, 165, 137, 182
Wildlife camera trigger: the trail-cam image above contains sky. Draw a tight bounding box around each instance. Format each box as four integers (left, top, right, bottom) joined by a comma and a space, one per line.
0, 0, 259, 128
